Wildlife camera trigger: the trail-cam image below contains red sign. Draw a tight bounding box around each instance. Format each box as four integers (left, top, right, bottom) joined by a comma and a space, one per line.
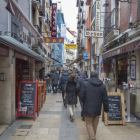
51, 3, 57, 37
17, 81, 39, 121
44, 37, 64, 43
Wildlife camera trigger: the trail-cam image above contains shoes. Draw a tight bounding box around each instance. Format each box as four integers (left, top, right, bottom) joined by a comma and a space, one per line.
64, 104, 67, 108
82, 117, 85, 121
75, 104, 77, 107
81, 111, 83, 117
70, 115, 74, 122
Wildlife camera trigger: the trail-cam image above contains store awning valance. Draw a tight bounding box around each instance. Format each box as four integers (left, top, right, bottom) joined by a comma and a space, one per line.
0, 36, 46, 62
66, 57, 81, 66
103, 36, 140, 59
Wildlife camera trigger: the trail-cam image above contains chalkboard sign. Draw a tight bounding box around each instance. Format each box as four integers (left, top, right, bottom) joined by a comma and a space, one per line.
108, 96, 122, 121
102, 92, 125, 126
17, 81, 39, 121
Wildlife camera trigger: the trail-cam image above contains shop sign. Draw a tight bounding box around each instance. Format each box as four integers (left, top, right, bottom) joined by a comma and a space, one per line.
6, 0, 43, 42
83, 53, 88, 58
44, 37, 64, 43
0, 46, 8, 56
65, 44, 77, 49
85, 30, 103, 38
103, 40, 140, 59
95, 1, 101, 31
51, 3, 57, 37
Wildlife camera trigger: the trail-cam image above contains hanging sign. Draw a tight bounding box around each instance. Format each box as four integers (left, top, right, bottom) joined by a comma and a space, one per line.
44, 37, 64, 43
95, 1, 101, 31
17, 81, 39, 121
51, 3, 57, 37
65, 44, 77, 49
85, 30, 103, 38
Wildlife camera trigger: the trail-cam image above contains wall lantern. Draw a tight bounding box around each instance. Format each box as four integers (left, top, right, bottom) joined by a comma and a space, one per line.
0, 73, 5, 81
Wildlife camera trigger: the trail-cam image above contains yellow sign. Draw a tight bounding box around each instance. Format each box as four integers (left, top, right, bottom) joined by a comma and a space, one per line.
46, 38, 50, 43
65, 44, 77, 49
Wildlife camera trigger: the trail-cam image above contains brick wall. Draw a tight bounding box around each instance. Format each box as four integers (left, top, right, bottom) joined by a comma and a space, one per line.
120, 0, 137, 33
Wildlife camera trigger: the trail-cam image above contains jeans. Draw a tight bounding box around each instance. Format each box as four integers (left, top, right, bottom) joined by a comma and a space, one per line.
47, 84, 52, 90
62, 91, 66, 105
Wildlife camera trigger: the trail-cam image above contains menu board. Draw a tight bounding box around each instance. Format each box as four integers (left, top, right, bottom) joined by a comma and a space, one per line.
17, 82, 38, 121
108, 96, 122, 121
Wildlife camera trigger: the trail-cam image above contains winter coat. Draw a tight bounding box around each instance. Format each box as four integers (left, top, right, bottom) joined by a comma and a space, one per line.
79, 77, 109, 117
65, 81, 77, 105
76, 74, 87, 97
59, 72, 70, 92
52, 71, 59, 85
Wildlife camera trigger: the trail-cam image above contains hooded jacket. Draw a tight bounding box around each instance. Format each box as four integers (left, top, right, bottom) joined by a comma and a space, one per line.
52, 71, 59, 85
79, 77, 109, 117
59, 71, 70, 91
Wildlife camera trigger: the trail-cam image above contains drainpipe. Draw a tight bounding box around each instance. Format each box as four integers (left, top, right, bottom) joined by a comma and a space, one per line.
29, 0, 32, 23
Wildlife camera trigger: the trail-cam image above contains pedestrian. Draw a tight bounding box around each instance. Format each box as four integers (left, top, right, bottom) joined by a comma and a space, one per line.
46, 71, 52, 93
52, 70, 59, 93
79, 67, 83, 76
79, 70, 109, 140
65, 74, 77, 122
39, 67, 45, 81
84, 71, 88, 78
76, 71, 87, 121
59, 68, 70, 108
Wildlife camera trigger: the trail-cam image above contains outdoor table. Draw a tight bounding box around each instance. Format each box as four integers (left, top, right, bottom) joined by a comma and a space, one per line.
113, 85, 140, 122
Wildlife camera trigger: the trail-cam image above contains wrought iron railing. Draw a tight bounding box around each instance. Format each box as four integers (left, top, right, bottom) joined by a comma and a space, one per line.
104, 8, 120, 37
81, 38, 86, 48
82, 11, 86, 24
137, 0, 140, 21
85, 17, 91, 30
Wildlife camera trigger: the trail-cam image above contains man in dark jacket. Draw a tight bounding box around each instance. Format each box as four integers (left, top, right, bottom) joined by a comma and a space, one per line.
52, 70, 59, 93
39, 67, 45, 81
59, 68, 70, 107
77, 72, 87, 121
79, 70, 109, 140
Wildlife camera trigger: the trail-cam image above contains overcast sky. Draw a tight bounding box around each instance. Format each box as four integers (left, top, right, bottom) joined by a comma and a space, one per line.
52, 0, 78, 32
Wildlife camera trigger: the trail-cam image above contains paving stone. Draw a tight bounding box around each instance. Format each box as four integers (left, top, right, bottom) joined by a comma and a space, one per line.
13, 131, 29, 136
49, 128, 59, 135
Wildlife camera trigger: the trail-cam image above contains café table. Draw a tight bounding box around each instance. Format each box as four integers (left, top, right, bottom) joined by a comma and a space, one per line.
113, 85, 140, 122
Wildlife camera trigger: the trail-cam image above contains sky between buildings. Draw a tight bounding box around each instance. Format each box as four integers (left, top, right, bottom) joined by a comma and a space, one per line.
52, 0, 78, 33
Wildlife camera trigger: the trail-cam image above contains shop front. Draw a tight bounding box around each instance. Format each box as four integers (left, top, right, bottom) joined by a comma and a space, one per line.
102, 36, 140, 121
0, 36, 45, 125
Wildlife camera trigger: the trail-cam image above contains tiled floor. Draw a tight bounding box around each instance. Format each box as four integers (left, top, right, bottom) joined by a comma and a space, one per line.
0, 125, 9, 135
1, 92, 140, 140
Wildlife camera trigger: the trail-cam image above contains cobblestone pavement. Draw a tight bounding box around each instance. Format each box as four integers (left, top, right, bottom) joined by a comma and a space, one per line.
0, 93, 140, 140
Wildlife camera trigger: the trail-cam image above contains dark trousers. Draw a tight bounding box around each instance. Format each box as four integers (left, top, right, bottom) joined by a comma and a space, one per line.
79, 98, 85, 117
52, 84, 57, 93
62, 91, 66, 105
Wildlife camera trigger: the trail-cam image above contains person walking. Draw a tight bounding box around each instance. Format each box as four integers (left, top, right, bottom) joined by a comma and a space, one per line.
52, 70, 59, 93
79, 70, 109, 140
46, 71, 52, 93
59, 68, 70, 107
39, 67, 45, 81
65, 74, 77, 122
76, 71, 87, 121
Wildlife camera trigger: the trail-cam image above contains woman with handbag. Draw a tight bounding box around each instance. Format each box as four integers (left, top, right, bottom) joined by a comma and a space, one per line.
65, 74, 77, 122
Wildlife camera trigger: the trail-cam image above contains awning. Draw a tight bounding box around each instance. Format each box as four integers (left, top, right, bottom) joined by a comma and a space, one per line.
103, 36, 140, 59
51, 58, 62, 65
0, 36, 46, 62
66, 57, 81, 66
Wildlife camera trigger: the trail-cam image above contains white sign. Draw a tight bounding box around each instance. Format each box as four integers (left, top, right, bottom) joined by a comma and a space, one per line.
95, 1, 101, 31
61, 24, 66, 39
85, 30, 103, 38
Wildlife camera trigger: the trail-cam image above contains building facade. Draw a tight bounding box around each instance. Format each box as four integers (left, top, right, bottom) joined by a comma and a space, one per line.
0, 0, 52, 125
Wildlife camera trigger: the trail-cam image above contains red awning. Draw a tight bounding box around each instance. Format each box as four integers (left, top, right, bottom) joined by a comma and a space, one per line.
103, 38, 140, 59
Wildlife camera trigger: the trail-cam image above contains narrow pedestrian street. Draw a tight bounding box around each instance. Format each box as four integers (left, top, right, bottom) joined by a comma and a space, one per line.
0, 92, 140, 140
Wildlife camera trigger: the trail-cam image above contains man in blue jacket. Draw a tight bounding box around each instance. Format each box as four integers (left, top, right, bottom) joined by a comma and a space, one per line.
79, 70, 109, 140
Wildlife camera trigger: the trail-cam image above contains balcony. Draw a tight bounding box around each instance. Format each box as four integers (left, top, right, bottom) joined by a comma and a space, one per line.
80, 19, 83, 29
85, 17, 91, 30
79, 8, 82, 13
82, 11, 86, 24
104, 8, 120, 42
34, 25, 41, 35
81, 1, 84, 6
76, 0, 79, 7
81, 38, 86, 49
39, 0, 45, 16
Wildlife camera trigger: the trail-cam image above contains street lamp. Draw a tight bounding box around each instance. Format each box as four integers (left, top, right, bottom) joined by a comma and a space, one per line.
71, 40, 74, 44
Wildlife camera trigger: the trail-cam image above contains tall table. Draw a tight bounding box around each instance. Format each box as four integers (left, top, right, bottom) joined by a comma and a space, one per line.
114, 85, 140, 122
